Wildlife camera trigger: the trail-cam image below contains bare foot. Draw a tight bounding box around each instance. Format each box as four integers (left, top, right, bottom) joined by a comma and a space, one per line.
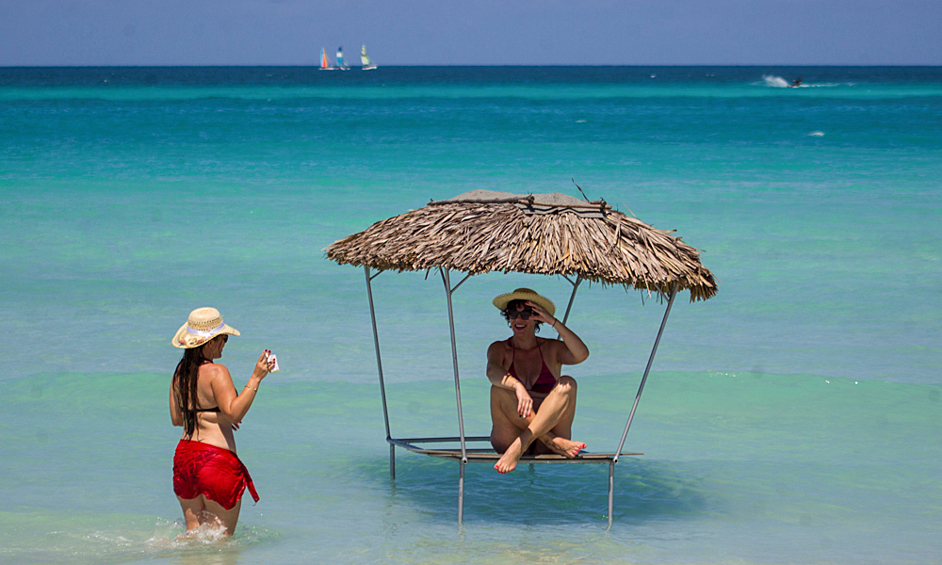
543, 437, 586, 458
494, 440, 524, 474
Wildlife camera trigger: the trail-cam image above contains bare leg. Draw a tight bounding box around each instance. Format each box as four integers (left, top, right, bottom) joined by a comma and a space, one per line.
177, 495, 242, 537
177, 496, 206, 533
535, 376, 582, 457
204, 498, 242, 536
491, 376, 584, 474
490, 377, 582, 454
489, 386, 526, 455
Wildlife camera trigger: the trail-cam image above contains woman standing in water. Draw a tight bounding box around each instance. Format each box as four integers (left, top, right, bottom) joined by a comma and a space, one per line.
486, 288, 590, 474
169, 307, 274, 536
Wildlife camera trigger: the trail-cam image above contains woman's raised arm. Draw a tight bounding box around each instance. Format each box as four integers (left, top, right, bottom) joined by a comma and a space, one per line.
525, 300, 589, 365
210, 351, 272, 424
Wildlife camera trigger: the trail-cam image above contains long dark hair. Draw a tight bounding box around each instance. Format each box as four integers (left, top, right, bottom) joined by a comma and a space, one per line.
172, 344, 211, 439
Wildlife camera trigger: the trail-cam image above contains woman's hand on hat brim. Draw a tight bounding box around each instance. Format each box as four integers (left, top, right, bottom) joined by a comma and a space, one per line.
526, 301, 556, 326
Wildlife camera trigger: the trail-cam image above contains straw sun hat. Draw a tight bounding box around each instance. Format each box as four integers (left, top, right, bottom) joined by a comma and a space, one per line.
171, 307, 241, 349
492, 288, 556, 317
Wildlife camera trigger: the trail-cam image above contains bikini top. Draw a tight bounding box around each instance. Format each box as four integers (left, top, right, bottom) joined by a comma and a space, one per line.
507, 338, 557, 394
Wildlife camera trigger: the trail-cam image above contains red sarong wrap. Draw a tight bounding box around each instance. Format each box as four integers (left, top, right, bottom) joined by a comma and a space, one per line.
173, 439, 259, 510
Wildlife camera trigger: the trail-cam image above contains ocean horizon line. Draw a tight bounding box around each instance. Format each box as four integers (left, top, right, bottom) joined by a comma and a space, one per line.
3, 63, 942, 69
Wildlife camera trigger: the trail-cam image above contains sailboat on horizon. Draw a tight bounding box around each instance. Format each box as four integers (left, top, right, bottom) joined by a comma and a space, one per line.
335, 46, 350, 70
319, 47, 336, 71
360, 45, 377, 70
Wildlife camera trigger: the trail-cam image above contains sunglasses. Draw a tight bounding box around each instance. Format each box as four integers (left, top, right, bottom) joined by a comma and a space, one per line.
220, 335, 228, 343
505, 307, 535, 320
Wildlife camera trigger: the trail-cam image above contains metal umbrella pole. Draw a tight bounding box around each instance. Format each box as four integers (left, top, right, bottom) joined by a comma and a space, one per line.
608, 284, 678, 528
614, 284, 679, 461
440, 267, 470, 525
364, 266, 395, 479
560, 274, 583, 326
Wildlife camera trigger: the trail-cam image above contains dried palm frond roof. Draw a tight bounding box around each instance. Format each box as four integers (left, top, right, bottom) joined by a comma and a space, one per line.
326, 190, 717, 301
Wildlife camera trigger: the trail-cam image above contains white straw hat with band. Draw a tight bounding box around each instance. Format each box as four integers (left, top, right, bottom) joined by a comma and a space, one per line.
492, 288, 556, 317
171, 307, 241, 349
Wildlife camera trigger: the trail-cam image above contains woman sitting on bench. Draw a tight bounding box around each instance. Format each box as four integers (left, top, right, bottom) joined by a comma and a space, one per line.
486, 288, 590, 474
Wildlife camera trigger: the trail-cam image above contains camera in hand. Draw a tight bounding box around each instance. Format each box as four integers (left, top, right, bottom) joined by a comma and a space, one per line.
264, 351, 280, 372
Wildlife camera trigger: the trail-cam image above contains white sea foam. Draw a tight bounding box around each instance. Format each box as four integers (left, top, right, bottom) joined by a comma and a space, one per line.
762, 75, 791, 88
762, 75, 847, 89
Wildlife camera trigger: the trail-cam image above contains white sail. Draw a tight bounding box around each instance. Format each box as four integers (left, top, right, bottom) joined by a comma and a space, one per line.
360, 45, 377, 70
335, 47, 349, 70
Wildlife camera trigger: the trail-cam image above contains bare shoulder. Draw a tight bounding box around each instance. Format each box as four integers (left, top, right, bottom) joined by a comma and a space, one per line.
487, 339, 512, 361
200, 362, 232, 383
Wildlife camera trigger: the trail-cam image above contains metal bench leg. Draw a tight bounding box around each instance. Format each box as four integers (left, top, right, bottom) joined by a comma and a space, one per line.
607, 460, 615, 529
458, 460, 466, 525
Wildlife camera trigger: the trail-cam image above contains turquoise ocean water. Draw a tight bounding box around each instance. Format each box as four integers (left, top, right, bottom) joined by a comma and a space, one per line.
1, 66, 940, 564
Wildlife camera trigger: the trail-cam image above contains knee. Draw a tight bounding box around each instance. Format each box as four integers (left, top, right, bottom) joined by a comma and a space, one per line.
491, 386, 517, 416
556, 375, 577, 394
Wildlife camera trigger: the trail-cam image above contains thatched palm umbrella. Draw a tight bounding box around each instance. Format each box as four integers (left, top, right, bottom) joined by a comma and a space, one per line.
328, 189, 716, 300
327, 189, 716, 525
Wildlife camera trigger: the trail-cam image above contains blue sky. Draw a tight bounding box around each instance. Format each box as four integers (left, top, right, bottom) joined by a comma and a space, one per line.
1, 0, 940, 66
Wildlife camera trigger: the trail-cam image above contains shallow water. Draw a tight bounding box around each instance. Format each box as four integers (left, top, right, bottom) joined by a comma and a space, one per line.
1, 66, 940, 564
3, 370, 939, 564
